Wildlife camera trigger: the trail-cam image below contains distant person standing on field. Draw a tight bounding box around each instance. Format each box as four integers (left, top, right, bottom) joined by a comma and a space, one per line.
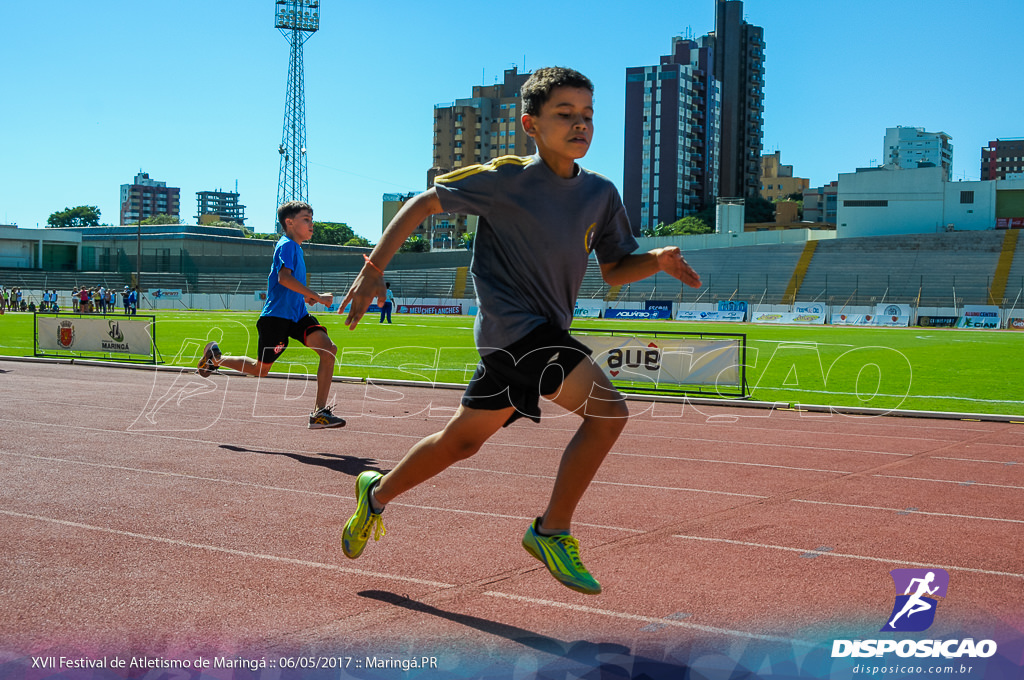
379, 282, 393, 324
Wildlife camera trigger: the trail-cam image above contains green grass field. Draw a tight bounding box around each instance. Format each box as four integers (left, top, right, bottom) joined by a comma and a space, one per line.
3, 309, 1022, 417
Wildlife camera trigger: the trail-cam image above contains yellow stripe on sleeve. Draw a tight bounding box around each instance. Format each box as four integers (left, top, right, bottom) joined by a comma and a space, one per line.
434, 155, 531, 184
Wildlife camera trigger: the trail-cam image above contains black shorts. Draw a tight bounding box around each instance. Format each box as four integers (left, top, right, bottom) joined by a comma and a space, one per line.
462, 322, 592, 427
256, 314, 327, 365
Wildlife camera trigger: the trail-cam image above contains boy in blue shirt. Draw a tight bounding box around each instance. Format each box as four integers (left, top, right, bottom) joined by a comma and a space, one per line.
337, 67, 700, 593
198, 201, 345, 429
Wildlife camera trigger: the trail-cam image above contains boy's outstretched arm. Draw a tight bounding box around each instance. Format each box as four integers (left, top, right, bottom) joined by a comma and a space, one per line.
600, 246, 701, 288
277, 267, 331, 306
339, 188, 443, 330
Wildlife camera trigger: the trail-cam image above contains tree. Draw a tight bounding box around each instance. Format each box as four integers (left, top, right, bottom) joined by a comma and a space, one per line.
311, 221, 356, 245
744, 195, 776, 223
642, 215, 713, 237
399, 235, 429, 253
46, 205, 101, 228
460, 232, 475, 251
141, 214, 179, 225
343, 236, 373, 248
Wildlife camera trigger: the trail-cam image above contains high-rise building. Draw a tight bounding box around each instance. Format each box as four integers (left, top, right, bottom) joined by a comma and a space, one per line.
622, 0, 764, 232
981, 138, 1024, 181
883, 126, 953, 180
713, 0, 765, 199
119, 171, 180, 225
428, 67, 536, 247
623, 36, 721, 231
760, 151, 809, 201
196, 189, 246, 226
432, 66, 535, 173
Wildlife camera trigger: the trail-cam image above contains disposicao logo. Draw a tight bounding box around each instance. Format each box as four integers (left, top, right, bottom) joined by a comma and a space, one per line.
882, 568, 948, 632
831, 568, 998, 659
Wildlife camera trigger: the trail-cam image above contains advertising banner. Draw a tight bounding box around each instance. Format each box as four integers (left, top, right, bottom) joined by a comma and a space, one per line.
877, 303, 913, 318
917, 316, 959, 328
396, 304, 462, 315
831, 308, 912, 327
605, 308, 671, 320
793, 302, 826, 316
717, 300, 748, 319
573, 300, 605, 318
831, 314, 871, 326
957, 305, 1001, 329
1008, 318, 1024, 331
644, 300, 673, 312
675, 310, 746, 322
580, 334, 742, 389
148, 288, 183, 300
752, 311, 825, 325
36, 315, 154, 357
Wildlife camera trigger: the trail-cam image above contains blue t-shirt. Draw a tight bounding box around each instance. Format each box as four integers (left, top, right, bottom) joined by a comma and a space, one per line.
262, 235, 308, 321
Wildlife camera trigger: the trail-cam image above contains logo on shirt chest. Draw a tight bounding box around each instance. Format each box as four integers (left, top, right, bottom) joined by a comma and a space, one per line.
583, 222, 597, 253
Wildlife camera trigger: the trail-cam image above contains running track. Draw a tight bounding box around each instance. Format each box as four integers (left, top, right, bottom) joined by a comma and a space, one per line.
0, 358, 1022, 679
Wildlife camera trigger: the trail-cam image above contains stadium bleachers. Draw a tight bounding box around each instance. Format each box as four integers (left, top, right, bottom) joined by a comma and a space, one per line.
3, 230, 1021, 309
797, 231, 1007, 307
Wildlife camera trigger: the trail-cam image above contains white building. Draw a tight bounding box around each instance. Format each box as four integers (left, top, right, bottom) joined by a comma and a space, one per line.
837, 166, 1024, 238
883, 126, 953, 180
0, 225, 83, 270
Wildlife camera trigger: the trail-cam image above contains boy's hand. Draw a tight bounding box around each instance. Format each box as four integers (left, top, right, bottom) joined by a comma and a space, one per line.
657, 246, 701, 288
339, 271, 386, 330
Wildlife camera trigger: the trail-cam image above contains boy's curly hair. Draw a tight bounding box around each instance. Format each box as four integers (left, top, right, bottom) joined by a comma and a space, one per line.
521, 67, 593, 116
277, 200, 313, 231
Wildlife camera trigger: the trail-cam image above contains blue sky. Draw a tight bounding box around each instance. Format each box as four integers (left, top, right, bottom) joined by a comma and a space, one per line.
2, 0, 1021, 239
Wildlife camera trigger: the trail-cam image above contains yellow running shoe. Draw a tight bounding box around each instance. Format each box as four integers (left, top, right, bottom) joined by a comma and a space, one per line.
522, 518, 601, 594
341, 471, 386, 559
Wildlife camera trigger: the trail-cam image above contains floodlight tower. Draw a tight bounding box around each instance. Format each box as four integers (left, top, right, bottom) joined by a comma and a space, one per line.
274, 0, 319, 230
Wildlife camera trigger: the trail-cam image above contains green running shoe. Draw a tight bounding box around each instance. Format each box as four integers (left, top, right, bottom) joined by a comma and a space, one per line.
522, 518, 601, 595
341, 471, 386, 559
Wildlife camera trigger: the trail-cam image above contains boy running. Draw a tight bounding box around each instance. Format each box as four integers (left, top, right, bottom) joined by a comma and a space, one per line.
337, 67, 701, 594
197, 200, 346, 429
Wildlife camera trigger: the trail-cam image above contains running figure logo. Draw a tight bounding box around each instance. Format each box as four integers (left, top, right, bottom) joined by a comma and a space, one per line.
881, 568, 949, 632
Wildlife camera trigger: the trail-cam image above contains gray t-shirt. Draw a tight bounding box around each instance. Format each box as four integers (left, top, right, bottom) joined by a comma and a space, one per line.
434, 154, 638, 354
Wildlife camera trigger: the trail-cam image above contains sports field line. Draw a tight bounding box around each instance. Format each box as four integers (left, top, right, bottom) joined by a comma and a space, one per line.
610, 451, 852, 475
776, 387, 1024, 406
0, 511, 822, 647
2, 410, 873, 485
0, 450, 704, 533
671, 535, 1024, 580
933, 456, 1021, 466
484, 592, 817, 647
790, 499, 1024, 525
872, 474, 1024, 491
0, 508, 453, 589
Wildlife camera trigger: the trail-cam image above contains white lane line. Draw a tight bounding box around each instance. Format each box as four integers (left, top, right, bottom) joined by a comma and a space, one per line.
872, 474, 1024, 491
791, 499, 1024, 525
671, 535, 1024, 579
933, 456, 1020, 466
394, 503, 643, 534
451, 465, 767, 499
612, 451, 851, 475
484, 592, 815, 646
0, 450, 349, 498
1, 451, 763, 501
0, 509, 453, 589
